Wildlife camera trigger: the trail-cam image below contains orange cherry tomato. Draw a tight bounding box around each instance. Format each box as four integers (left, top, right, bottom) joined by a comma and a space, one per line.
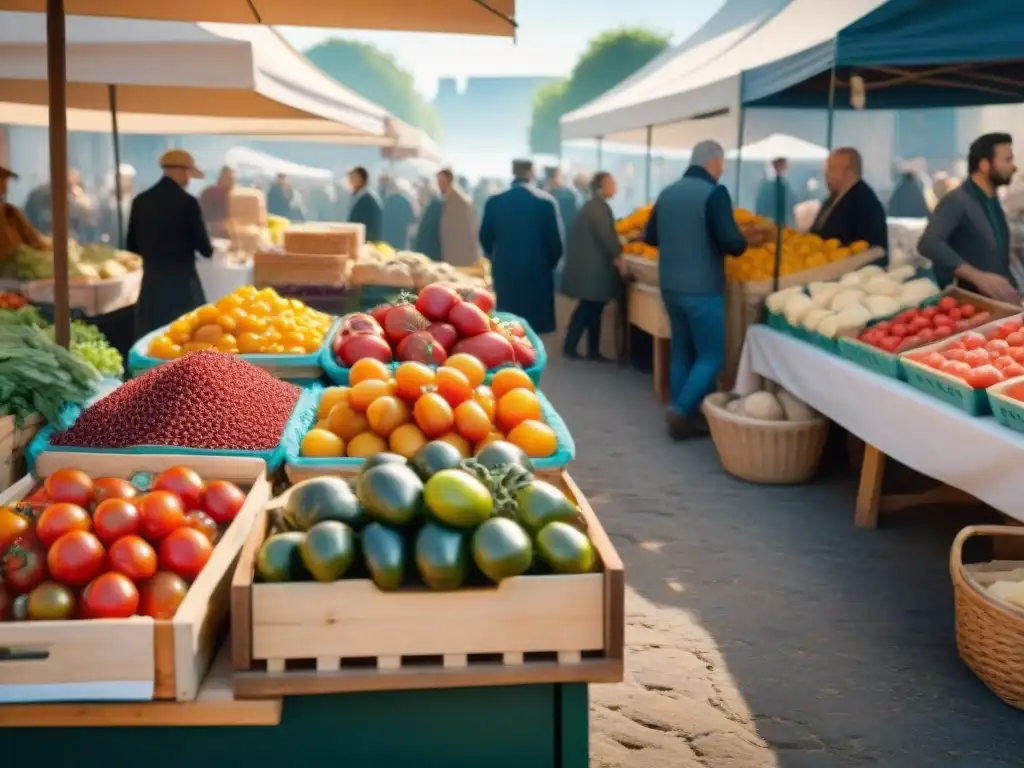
473, 385, 497, 422
496, 388, 542, 432
348, 379, 392, 412
394, 362, 436, 402
453, 400, 493, 443
490, 368, 535, 399
435, 366, 473, 407
366, 395, 411, 438
445, 353, 487, 388
413, 392, 455, 438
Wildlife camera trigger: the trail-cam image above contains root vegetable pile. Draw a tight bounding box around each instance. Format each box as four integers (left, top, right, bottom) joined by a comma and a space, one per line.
51, 351, 299, 451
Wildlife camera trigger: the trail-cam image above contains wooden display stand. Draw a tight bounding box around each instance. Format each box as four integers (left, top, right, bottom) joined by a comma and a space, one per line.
0, 414, 43, 492
626, 283, 670, 403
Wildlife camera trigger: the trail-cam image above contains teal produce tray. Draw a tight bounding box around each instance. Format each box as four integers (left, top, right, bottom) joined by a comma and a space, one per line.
27, 383, 318, 474
283, 382, 575, 475
837, 336, 905, 380
127, 318, 340, 380
901, 357, 990, 416
320, 311, 546, 387
765, 311, 838, 354
987, 377, 1024, 434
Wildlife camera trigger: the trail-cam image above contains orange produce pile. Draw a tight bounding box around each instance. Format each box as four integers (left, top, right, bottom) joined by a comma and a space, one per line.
301, 357, 559, 460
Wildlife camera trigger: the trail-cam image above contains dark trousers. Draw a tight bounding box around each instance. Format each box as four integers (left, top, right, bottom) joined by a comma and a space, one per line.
564, 299, 606, 358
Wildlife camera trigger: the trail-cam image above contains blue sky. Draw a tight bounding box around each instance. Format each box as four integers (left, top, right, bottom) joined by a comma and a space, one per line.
281, 0, 723, 98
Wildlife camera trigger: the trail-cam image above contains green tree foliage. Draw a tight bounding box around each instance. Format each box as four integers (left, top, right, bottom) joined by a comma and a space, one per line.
529, 28, 669, 154
305, 39, 443, 140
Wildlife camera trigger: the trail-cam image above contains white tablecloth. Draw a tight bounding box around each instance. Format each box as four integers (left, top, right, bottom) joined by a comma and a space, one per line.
736, 326, 1024, 520
196, 258, 254, 304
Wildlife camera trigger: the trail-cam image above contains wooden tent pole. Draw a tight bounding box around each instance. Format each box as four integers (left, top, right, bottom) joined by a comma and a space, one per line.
46, 0, 70, 348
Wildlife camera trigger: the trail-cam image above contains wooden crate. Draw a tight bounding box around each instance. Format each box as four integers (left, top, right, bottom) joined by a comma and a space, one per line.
0, 453, 270, 704
627, 283, 670, 338
23, 269, 142, 317
231, 471, 624, 697
253, 250, 351, 287
0, 413, 43, 493
284, 224, 365, 256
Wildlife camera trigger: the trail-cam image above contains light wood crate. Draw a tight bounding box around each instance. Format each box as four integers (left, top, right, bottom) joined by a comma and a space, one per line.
0, 453, 270, 704
23, 269, 142, 317
623, 255, 658, 287
0, 414, 43, 493
284, 223, 365, 256
231, 471, 624, 698
253, 250, 351, 287
627, 283, 670, 338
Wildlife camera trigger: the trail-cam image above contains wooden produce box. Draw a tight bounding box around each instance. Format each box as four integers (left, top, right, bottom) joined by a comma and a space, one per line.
231, 471, 624, 698
22, 269, 142, 317
0, 413, 44, 493
284, 224, 365, 256
627, 283, 670, 339
253, 250, 351, 288
228, 188, 268, 229
0, 453, 270, 704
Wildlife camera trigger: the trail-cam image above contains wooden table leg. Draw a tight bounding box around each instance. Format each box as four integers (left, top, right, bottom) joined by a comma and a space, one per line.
653, 337, 671, 405
855, 443, 886, 529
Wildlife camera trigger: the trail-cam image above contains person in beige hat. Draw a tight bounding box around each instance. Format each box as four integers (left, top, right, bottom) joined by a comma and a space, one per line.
0, 164, 48, 262
126, 149, 212, 336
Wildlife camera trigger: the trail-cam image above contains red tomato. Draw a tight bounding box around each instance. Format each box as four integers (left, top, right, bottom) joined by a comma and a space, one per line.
93, 498, 141, 546
920, 306, 939, 319
896, 310, 920, 324
923, 352, 946, 369
338, 312, 384, 339
337, 333, 393, 367
937, 296, 958, 312
184, 511, 219, 543
941, 360, 972, 378
965, 364, 1005, 390
993, 355, 1018, 371
200, 481, 246, 525
108, 535, 157, 582
92, 477, 138, 504
1008, 347, 1024, 364
368, 304, 393, 328
139, 571, 188, 619
447, 301, 491, 338
457, 287, 496, 315
1005, 331, 1024, 348
415, 284, 461, 322
945, 347, 968, 362
47, 531, 105, 588
861, 329, 884, 345
396, 330, 449, 365
508, 335, 537, 367
890, 323, 909, 338
452, 332, 517, 369
949, 307, 963, 322
1003, 363, 1024, 378
964, 348, 990, 368
932, 313, 954, 328
43, 468, 94, 507
961, 332, 987, 351
426, 321, 459, 352
873, 321, 891, 333
970, 311, 992, 327
932, 326, 954, 340
1000, 317, 1024, 334
81, 572, 139, 619
909, 316, 931, 332
137, 491, 186, 542
986, 339, 1011, 356
898, 335, 923, 351
36, 503, 92, 548
3, 533, 48, 594
878, 335, 902, 353
383, 305, 429, 345
159, 527, 213, 582
959, 304, 978, 319
153, 466, 204, 510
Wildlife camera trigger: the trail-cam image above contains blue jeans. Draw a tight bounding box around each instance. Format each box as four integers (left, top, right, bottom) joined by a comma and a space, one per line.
660, 290, 725, 416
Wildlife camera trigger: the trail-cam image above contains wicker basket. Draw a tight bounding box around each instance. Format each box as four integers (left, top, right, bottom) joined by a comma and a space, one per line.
701, 392, 829, 484
951, 525, 1024, 709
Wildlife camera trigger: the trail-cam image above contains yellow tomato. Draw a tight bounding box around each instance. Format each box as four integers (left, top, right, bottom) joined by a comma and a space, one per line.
236, 332, 263, 354
181, 341, 214, 354
148, 335, 176, 359
195, 305, 220, 325
168, 327, 192, 345
216, 314, 237, 333
236, 315, 268, 334
215, 334, 238, 352
216, 293, 243, 313
247, 301, 272, 317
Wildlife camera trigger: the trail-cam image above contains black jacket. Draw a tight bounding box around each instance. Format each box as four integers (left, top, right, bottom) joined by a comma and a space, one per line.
349, 190, 383, 243
811, 179, 889, 252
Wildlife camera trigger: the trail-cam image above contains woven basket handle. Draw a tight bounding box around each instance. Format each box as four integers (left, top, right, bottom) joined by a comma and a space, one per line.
949, 524, 1024, 579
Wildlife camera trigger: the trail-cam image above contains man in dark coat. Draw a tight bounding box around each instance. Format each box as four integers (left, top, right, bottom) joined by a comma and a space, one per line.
560, 171, 623, 361
381, 176, 416, 250
887, 166, 930, 218
545, 167, 579, 237
126, 149, 212, 337
347, 166, 383, 242
479, 159, 563, 334
266, 173, 295, 219
414, 190, 443, 261
754, 158, 796, 226
811, 147, 888, 254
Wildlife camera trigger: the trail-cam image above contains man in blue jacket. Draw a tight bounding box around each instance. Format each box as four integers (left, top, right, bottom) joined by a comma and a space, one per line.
644, 140, 748, 440
479, 159, 564, 334
347, 166, 383, 243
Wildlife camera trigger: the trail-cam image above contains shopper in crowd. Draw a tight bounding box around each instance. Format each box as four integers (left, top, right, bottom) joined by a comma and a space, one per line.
0, 164, 48, 261
918, 132, 1019, 301
561, 171, 624, 362
545, 166, 579, 238
198, 165, 235, 239
479, 159, 563, 334
381, 175, 416, 250
68, 169, 98, 242
266, 173, 296, 219
305, 181, 336, 222
347, 166, 383, 243
98, 163, 136, 247
810, 147, 888, 253
127, 149, 212, 337
414, 185, 443, 261
572, 172, 591, 206
887, 161, 930, 218
437, 169, 478, 267
754, 157, 796, 226
643, 140, 748, 440
23, 178, 52, 235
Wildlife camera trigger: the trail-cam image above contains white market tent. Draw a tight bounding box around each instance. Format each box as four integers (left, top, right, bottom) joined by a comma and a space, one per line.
0, 12, 391, 137
560, 0, 886, 149
224, 146, 332, 182
723, 133, 828, 161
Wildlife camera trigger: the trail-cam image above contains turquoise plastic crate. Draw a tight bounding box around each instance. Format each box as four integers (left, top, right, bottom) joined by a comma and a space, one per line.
127, 318, 340, 380
987, 378, 1024, 434
837, 336, 905, 380
321, 311, 547, 387
283, 382, 575, 475
27, 383, 318, 474
901, 358, 991, 416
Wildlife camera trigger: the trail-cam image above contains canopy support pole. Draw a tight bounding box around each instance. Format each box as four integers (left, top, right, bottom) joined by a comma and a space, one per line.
47, 0, 70, 348
108, 84, 125, 249
825, 60, 838, 150
644, 125, 653, 203
596, 136, 604, 168
734, 106, 746, 207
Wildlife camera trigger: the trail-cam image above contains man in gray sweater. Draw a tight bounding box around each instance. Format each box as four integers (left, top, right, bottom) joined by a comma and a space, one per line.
918, 133, 1019, 302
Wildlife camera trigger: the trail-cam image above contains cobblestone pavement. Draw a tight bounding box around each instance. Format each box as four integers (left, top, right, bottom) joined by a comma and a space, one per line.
540, 349, 1024, 768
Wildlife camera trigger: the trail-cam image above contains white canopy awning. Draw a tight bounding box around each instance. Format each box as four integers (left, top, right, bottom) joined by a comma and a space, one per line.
224, 146, 332, 181
724, 133, 828, 161
560, 0, 885, 148
0, 12, 390, 137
